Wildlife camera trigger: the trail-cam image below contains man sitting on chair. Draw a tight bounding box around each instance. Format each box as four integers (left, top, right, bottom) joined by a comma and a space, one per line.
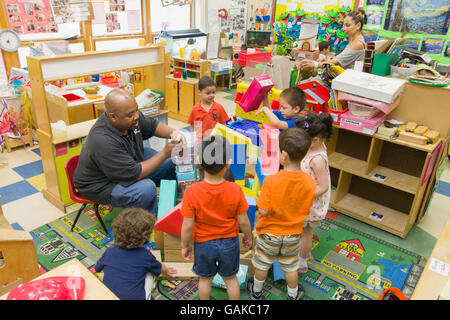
74, 88, 185, 216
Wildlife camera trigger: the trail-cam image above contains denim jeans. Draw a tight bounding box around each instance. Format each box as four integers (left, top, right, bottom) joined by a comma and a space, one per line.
106, 147, 176, 216
193, 236, 240, 279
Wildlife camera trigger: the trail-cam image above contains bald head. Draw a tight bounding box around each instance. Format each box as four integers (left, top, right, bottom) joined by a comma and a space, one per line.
105, 88, 136, 115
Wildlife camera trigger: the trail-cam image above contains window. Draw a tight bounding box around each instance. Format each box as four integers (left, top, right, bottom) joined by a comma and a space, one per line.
95, 38, 144, 51
18, 42, 85, 68
91, 0, 143, 37
150, 0, 191, 33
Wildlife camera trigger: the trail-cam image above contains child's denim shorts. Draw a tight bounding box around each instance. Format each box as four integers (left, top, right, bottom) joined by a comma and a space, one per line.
193, 236, 240, 279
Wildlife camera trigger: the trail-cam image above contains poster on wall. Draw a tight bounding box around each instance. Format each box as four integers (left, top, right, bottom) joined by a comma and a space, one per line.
384, 0, 450, 35
362, 29, 379, 42
90, 0, 141, 36
421, 37, 445, 54
365, 0, 386, 5
4, 0, 58, 35
367, 10, 384, 26
445, 42, 450, 57
49, 0, 92, 24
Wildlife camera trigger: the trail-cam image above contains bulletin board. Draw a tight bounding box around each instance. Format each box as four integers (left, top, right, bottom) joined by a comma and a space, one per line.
3, 0, 58, 35
362, 0, 450, 63
90, 0, 142, 36
207, 0, 248, 46
273, 0, 358, 22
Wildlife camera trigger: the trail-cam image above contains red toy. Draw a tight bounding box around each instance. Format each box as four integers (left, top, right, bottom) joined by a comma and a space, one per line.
154, 202, 183, 236
7, 276, 85, 300
298, 80, 330, 114
238, 75, 274, 113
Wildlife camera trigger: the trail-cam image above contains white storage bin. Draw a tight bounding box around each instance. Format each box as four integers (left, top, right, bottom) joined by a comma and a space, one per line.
348, 101, 381, 119
390, 65, 416, 79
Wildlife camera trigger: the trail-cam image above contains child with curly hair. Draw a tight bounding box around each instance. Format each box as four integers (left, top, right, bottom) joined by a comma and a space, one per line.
95, 208, 177, 300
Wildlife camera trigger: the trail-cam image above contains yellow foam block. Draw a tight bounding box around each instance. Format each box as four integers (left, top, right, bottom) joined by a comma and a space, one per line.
251, 174, 261, 195
235, 180, 245, 186
241, 186, 257, 198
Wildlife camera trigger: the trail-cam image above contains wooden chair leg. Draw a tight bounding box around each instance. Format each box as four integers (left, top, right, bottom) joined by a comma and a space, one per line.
71, 204, 87, 232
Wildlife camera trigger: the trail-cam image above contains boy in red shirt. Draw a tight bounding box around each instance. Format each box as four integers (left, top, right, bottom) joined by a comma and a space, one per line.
188, 76, 229, 143
181, 135, 253, 300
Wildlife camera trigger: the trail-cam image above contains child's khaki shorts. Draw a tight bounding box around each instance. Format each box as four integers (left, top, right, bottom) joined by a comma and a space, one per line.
252, 233, 301, 273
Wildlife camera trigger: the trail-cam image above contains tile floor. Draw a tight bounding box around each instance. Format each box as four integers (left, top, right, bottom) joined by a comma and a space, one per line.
1, 88, 449, 260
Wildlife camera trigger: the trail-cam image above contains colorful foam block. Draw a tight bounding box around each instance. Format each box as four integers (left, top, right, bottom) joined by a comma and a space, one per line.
157, 180, 178, 219
244, 195, 256, 230
230, 144, 247, 181
212, 264, 248, 289
154, 202, 183, 236
238, 75, 275, 112
259, 124, 280, 174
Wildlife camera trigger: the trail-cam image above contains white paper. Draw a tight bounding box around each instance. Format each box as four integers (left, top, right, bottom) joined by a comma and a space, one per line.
339, 0, 353, 8
326, 0, 338, 5
302, 3, 325, 13
429, 258, 450, 277
277, 0, 288, 4
287, 2, 298, 11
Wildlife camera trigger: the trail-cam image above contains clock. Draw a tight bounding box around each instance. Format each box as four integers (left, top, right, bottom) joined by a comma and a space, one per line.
0, 29, 21, 52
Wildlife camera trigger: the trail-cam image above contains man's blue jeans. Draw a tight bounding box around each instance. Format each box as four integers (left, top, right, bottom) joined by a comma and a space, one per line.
106, 148, 176, 216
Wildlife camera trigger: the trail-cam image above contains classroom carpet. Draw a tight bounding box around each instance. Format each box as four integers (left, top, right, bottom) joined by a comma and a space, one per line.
153, 213, 426, 300
29, 206, 426, 300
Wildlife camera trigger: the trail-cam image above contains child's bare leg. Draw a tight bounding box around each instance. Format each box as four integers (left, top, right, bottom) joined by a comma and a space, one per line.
285, 270, 300, 298
254, 268, 269, 282
223, 275, 240, 300
300, 225, 313, 259
198, 277, 213, 300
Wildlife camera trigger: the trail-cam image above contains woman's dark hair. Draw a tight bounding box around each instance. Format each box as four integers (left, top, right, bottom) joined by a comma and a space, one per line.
112, 208, 155, 249
347, 8, 366, 31
295, 112, 333, 140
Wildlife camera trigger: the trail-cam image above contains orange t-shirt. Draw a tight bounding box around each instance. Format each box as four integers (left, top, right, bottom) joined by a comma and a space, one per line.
256, 170, 316, 236
181, 180, 249, 242
187, 101, 229, 141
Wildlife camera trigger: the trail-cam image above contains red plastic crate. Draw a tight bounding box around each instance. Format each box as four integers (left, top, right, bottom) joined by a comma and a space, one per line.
327, 108, 348, 125
62, 93, 84, 102
236, 50, 272, 66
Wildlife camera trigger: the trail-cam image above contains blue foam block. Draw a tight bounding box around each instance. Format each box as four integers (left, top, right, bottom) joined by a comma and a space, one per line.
226, 119, 261, 146
272, 259, 285, 281
230, 144, 247, 181
255, 157, 270, 186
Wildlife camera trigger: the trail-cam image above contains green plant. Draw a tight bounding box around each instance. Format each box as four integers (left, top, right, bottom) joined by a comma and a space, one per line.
273, 22, 295, 56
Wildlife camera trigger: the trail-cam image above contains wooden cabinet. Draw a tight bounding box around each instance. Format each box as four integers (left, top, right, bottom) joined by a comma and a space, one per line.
165, 74, 199, 123
172, 57, 211, 79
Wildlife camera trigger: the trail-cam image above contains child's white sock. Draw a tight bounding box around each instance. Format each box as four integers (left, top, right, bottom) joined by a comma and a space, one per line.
299, 256, 308, 266
253, 278, 265, 293
287, 285, 298, 298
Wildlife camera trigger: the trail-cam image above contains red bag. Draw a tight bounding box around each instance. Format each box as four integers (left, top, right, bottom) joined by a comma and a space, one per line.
7, 276, 85, 300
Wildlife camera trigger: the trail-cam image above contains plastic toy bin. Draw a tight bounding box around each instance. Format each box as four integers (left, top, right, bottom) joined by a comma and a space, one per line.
235, 50, 272, 67
348, 101, 380, 119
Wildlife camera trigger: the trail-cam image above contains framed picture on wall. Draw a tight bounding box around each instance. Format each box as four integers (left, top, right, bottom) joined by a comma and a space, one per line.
384, 0, 450, 35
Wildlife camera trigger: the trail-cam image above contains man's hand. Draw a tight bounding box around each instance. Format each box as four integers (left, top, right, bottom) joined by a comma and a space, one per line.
170, 130, 187, 146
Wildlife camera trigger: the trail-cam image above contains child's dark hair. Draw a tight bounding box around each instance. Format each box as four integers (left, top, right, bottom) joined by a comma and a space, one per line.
295, 112, 333, 140
279, 127, 311, 162
347, 8, 366, 31
112, 208, 155, 249
198, 76, 216, 91
280, 87, 306, 112
319, 40, 330, 52
198, 135, 231, 175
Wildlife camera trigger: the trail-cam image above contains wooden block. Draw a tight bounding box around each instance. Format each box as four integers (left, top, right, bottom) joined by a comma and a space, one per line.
396, 124, 406, 134
159, 262, 198, 281
424, 130, 440, 143
405, 121, 417, 132
163, 249, 194, 262
413, 125, 428, 136
398, 131, 428, 145
239, 250, 254, 276
163, 233, 192, 250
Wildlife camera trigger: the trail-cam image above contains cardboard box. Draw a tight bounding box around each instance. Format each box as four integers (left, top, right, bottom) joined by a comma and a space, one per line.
332, 69, 406, 104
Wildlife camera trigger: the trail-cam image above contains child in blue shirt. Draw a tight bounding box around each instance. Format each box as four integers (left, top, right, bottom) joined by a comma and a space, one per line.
95, 208, 177, 300
254, 86, 306, 130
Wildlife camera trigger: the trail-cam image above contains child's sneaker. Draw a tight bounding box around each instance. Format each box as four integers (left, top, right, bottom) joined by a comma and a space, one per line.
247, 277, 263, 300
286, 285, 304, 300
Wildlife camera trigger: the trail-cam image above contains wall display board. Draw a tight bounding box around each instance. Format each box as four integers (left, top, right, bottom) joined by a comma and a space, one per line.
207, 0, 248, 46
4, 0, 58, 35
272, 0, 358, 54
49, 0, 93, 24
91, 0, 142, 36
362, 0, 450, 63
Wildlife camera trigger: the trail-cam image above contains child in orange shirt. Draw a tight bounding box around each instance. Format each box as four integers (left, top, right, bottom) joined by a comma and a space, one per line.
181, 135, 253, 300
188, 76, 230, 142
250, 127, 315, 300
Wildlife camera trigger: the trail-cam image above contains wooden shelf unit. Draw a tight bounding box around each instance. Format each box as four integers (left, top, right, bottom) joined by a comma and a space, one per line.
27, 46, 170, 212
172, 57, 211, 80
327, 84, 449, 238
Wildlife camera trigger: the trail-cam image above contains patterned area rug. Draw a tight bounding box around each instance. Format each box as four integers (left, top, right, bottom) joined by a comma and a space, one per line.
30, 208, 425, 300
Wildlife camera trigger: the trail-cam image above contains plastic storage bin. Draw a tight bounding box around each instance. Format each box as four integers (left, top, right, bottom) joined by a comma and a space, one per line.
371, 53, 397, 76
390, 65, 416, 79
348, 101, 380, 119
